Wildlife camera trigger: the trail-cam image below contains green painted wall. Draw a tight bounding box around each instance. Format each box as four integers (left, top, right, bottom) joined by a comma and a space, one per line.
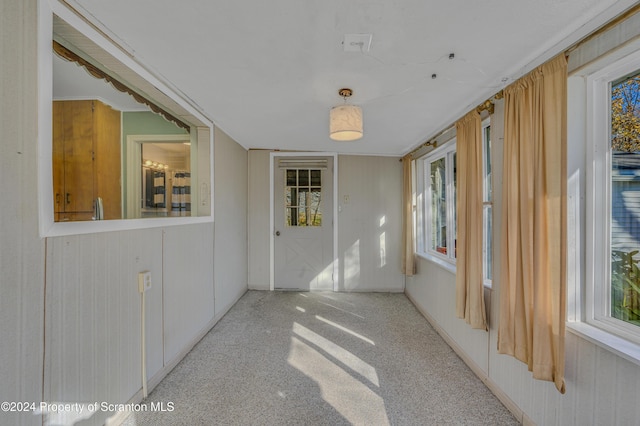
123, 111, 189, 137
122, 111, 190, 216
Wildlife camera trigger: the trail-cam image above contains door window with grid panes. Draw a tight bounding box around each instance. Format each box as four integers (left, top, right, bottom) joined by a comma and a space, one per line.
285, 169, 322, 226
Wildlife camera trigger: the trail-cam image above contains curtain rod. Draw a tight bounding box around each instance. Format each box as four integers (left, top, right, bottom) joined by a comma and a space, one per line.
476, 90, 504, 115
53, 40, 191, 131
404, 89, 504, 160
401, 140, 435, 161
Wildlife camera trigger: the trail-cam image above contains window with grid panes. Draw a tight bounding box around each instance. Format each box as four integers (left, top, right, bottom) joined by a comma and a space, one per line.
285, 169, 322, 226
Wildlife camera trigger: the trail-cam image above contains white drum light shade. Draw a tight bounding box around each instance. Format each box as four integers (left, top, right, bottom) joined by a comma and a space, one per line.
329, 104, 363, 141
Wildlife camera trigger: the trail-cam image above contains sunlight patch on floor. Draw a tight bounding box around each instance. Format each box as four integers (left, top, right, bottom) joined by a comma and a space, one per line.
316, 301, 366, 319
315, 315, 375, 346
292, 323, 379, 387
315, 293, 356, 306
287, 336, 389, 425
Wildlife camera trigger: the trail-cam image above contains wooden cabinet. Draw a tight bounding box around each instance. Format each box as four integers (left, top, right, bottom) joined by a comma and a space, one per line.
53, 100, 122, 221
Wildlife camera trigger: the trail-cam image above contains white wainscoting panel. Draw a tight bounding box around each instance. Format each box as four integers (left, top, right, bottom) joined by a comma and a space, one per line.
44, 229, 163, 426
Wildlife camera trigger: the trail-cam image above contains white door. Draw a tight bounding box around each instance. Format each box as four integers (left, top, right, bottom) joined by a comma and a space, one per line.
274, 156, 333, 291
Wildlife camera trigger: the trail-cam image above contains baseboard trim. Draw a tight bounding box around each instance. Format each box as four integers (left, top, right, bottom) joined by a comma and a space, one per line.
405, 292, 526, 425
108, 288, 248, 425
334, 287, 405, 293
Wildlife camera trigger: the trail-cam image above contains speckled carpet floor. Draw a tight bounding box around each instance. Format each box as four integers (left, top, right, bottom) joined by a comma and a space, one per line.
120, 291, 519, 425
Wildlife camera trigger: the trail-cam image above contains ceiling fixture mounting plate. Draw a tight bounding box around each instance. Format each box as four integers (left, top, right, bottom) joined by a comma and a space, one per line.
338, 88, 353, 98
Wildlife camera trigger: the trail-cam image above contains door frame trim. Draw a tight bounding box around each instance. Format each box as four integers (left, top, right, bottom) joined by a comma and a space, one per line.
269, 152, 338, 291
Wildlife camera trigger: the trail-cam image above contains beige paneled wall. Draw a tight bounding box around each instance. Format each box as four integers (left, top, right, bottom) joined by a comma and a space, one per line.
0, 0, 44, 425
337, 155, 405, 292
247, 150, 271, 290
406, 257, 491, 371
247, 152, 405, 292
162, 224, 215, 364
214, 128, 248, 315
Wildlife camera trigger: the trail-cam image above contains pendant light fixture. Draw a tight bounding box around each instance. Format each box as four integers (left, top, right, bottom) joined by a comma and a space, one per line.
329, 88, 363, 141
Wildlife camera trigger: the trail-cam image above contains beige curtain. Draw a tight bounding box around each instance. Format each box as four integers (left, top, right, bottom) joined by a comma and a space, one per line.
455, 110, 487, 330
497, 54, 567, 393
402, 154, 415, 276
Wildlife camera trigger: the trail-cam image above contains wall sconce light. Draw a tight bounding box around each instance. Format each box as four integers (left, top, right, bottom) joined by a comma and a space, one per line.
329, 88, 363, 141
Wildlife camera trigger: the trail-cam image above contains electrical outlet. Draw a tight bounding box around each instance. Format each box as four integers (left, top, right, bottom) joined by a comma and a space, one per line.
138, 271, 152, 293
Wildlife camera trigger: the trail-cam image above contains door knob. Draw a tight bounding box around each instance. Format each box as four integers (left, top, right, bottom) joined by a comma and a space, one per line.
275, 230, 281, 236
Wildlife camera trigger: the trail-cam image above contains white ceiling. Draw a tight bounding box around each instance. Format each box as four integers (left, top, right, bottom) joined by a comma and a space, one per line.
66, 0, 636, 156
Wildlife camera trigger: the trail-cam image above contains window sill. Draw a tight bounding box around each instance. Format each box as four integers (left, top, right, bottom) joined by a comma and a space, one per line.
42, 215, 214, 238
416, 252, 456, 274
566, 321, 640, 367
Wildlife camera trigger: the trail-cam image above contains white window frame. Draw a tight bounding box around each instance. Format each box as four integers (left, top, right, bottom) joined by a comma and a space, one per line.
481, 119, 493, 288
415, 140, 457, 271
586, 50, 640, 345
